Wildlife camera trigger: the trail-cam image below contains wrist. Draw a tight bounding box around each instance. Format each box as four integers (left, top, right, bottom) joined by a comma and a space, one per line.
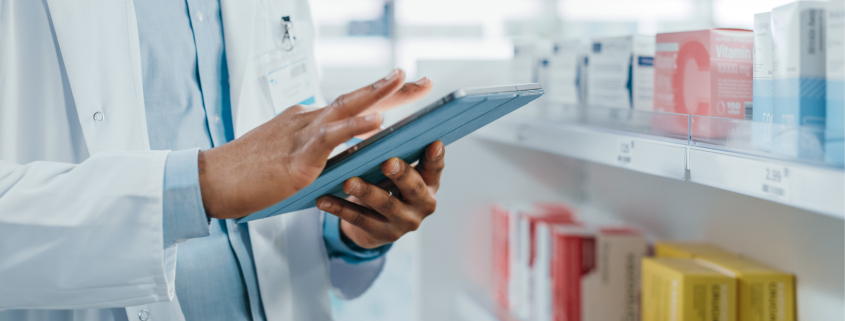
198, 148, 230, 219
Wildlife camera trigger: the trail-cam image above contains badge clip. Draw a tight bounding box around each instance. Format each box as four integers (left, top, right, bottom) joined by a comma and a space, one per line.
281, 16, 295, 51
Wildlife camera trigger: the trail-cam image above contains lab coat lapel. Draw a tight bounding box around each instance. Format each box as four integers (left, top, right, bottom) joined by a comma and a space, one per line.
220, 0, 258, 136
45, 0, 149, 153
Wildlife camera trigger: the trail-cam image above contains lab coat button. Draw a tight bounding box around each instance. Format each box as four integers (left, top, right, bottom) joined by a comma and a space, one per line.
196, 11, 204, 22
138, 309, 149, 321
214, 116, 221, 123
93, 112, 104, 122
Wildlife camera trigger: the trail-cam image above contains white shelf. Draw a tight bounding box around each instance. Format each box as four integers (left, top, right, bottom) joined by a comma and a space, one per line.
476, 117, 688, 180
689, 148, 844, 217
475, 110, 845, 219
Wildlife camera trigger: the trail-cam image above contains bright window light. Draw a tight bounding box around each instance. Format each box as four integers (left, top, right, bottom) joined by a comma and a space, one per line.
558, 0, 694, 21
712, 0, 807, 29
396, 0, 542, 24
309, 0, 386, 26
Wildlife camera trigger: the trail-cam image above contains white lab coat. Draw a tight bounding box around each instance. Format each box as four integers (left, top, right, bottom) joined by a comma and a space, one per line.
0, 0, 383, 320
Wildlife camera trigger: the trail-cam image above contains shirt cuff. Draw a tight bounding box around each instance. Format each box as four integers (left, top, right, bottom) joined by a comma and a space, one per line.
162, 148, 211, 248
323, 212, 391, 264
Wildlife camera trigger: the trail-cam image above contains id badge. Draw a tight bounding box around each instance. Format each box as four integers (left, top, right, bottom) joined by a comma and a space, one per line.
260, 43, 319, 114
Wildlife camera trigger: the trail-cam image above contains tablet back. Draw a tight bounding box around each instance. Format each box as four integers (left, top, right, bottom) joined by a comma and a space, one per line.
240, 84, 544, 222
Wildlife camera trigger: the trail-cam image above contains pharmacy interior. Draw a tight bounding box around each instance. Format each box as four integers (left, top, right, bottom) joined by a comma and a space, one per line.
313, 0, 845, 320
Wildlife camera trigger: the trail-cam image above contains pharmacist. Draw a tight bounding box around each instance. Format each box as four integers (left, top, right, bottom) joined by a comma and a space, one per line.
0, 0, 443, 320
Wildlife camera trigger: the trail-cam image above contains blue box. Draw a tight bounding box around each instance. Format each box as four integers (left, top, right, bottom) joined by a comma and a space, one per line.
826, 79, 844, 165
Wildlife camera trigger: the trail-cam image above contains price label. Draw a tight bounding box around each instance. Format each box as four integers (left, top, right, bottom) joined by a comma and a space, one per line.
617, 140, 634, 166
761, 165, 789, 201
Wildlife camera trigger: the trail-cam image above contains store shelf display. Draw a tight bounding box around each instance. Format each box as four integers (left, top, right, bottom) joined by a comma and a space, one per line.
475, 102, 844, 218
486, 202, 798, 321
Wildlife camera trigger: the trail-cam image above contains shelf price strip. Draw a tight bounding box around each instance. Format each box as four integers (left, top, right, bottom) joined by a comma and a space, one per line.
762, 166, 789, 202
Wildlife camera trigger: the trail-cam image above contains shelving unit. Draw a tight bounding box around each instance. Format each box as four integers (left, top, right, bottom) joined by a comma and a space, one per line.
475, 116, 688, 180
473, 105, 845, 219
411, 60, 843, 321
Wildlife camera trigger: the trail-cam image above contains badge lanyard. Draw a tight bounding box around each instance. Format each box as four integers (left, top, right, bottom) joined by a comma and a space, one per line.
260, 15, 319, 115
281, 16, 295, 51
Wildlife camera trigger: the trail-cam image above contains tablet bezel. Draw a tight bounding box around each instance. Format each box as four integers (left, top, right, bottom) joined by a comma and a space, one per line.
323, 83, 542, 171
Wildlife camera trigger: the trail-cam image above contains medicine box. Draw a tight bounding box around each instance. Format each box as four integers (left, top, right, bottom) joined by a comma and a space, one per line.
491, 203, 521, 310
771, 1, 828, 157
587, 35, 655, 110
655, 241, 796, 321
642, 257, 737, 321
655, 241, 735, 259
545, 40, 582, 109
695, 256, 796, 321
754, 13, 775, 149
513, 207, 578, 319
534, 224, 646, 321
827, 0, 845, 165
654, 29, 753, 137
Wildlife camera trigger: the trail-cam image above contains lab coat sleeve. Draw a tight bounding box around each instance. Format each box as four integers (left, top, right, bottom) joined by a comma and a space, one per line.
323, 212, 390, 300
0, 150, 177, 310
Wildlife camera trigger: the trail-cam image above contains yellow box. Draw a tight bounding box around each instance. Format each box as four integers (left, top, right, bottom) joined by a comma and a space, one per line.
695, 255, 796, 321
655, 241, 735, 259
654, 242, 796, 321
642, 257, 737, 321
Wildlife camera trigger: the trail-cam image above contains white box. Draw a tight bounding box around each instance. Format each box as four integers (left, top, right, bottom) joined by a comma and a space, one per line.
516, 209, 578, 320
587, 35, 655, 110
577, 42, 590, 106
771, 1, 827, 127
581, 226, 647, 321
827, 0, 845, 165
545, 40, 581, 107
491, 203, 525, 311
512, 40, 552, 118
532, 223, 647, 321
754, 12, 775, 149
754, 12, 775, 123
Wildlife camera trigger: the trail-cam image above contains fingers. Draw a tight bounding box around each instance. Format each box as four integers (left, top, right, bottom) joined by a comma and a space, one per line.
381, 157, 436, 213
307, 113, 383, 161
340, 175, 427, 232
416, 141, 445, 188
366, 77, 434, 114
317, 195, 387, 231
342, 176, 408, 217
322, 68, 406, 122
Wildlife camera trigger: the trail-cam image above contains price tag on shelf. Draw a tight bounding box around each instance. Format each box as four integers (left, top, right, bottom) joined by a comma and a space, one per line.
761, 165, 790, 202
617, 140, 634, 166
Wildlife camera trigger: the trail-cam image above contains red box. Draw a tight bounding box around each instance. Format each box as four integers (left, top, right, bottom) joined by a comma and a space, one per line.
550, 226, 596, 321
491, 204, 514, 310
653, 29, 753, 137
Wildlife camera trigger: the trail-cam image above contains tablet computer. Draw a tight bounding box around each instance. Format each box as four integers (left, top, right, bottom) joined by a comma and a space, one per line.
239, 83, 544, 222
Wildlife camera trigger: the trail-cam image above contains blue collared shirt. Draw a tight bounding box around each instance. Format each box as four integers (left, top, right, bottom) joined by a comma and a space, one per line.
132, 0, 391, 320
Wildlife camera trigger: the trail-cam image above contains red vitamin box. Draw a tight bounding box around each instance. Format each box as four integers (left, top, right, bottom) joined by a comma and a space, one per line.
653, 29, 753, 138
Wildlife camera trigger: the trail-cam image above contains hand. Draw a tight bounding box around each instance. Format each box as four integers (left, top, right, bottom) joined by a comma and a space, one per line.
198, 68, 432, 219
317, 141, 445, 249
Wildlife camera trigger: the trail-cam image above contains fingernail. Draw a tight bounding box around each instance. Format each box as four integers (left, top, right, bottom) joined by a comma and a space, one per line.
347, 179, 361, 194
384, 68, 400, 82
319, 199, 333, 210
415, 77, 428, 86
388, 158, 401, 175
365, 113, 379, 122
434, 144, 444, 158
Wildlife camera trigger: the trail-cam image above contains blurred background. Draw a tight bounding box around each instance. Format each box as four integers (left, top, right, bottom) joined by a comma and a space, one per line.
312, 1, 844, 321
